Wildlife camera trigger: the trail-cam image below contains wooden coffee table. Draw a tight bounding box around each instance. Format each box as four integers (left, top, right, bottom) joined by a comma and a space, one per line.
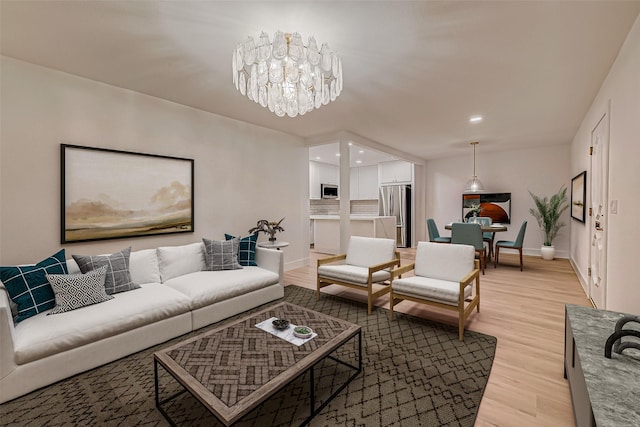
154, 302, 362, 426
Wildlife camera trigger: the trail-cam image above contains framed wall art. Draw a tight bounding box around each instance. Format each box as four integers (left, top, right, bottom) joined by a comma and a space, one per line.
571, 171, 586, 223
61, 144, 194, 243
462, 192, 512, 224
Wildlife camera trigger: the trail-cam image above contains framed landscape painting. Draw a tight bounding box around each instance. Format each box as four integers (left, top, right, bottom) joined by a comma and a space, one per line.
61, 144, 194, 243
571, 171, 586, 223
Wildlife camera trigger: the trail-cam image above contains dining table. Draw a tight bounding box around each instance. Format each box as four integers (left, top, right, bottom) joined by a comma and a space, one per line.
444, 223, 508, 233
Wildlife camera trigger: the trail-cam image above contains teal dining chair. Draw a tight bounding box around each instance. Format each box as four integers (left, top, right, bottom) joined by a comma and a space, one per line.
494, 221, 528, 271
451, 222, 486, 274
472, 216, 496, 260
427, 218, 451, 243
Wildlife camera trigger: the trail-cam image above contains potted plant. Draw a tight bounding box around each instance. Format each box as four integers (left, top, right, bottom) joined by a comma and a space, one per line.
248, 217, 285, 242
529, 186, 568, 260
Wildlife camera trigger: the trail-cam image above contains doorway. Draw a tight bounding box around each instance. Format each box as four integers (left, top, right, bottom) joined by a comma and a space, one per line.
589, 110, 609, 309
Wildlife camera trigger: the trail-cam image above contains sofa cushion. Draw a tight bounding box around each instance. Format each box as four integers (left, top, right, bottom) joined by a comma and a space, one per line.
157, 243, 205, 282
67, 248, 161, 285
46, 265, 113, 314
392, 276, 472, 306
225, 233, 258, 266
72, 247, 140, 295
13, 283, 191, 364
202, 238, 242, 271
317, 264, 391, 285
163, 268, 279, 310
129, 249, 161, 284
0, 249, 68, 323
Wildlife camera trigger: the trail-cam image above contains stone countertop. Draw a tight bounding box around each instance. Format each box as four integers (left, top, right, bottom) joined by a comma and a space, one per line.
310, 215, 396, 221
566, 304, 640, 427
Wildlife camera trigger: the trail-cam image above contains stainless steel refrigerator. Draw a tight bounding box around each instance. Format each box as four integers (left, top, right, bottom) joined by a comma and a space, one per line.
379, 184, 411, 247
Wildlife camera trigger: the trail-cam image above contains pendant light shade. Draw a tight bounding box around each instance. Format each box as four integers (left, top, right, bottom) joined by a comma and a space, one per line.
464, 141, 484, 193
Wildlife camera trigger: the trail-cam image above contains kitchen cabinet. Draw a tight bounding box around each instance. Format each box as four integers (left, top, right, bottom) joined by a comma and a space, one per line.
350, 165, 379, 200
311, 215, 397, 254
379, 160, 413, 184
309, 161, 339, 199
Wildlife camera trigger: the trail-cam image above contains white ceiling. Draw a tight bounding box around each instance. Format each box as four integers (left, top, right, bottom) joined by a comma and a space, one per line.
2, 1, 639, 161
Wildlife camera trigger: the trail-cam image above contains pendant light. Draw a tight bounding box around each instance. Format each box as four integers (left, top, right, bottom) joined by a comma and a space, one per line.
464, 141, 485, 193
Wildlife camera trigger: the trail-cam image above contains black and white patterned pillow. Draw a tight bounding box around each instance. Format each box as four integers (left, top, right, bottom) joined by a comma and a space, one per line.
72, 247, 140, 295
46, 265, 113, 314
202, 238, 243, 271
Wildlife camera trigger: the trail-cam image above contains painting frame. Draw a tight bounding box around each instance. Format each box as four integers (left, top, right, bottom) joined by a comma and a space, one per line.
571, 171, 586, 223
61, 144, 194, 243
462, 193, 512, 224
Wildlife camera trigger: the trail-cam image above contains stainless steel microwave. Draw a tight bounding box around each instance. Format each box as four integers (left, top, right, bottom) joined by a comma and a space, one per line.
321, 184, 338, 199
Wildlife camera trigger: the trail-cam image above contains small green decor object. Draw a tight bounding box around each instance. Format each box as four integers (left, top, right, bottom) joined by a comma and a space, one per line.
248, 217, 285, 242
529, 186, 569, 246
293, 325, 313, 338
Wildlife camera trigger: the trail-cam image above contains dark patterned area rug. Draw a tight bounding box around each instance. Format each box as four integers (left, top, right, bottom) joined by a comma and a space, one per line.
0, 285, 496, 426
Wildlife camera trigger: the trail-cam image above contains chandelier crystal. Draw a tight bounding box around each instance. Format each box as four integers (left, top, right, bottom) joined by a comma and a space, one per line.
464, 141, 485, 193
232, 31, 342, 118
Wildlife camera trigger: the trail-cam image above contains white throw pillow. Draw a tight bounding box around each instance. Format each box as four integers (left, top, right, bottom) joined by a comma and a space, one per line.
157, 243, 206, 282
129, 249, 161, 284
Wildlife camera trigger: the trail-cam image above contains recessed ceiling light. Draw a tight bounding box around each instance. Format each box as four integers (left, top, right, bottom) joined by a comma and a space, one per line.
356, 160, 362, 164
348, 142, 353, 146
336, 153, 341, 157
469, 116, 483, 124
315, 156, 321, 160
359, 150, 364, 154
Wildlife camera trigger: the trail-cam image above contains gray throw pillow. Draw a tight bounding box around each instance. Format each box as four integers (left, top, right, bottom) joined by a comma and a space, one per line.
202, 238, 243, 271
46, 265, 113, 314
72, 247, 140, 295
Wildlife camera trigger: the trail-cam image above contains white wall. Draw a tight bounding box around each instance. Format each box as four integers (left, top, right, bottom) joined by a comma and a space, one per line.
0, 57, 309, 269
570, 16, 640, 314
425, 144, 571, 257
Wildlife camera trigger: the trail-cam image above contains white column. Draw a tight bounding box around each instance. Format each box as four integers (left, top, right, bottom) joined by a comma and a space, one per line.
339, 140, 351, 253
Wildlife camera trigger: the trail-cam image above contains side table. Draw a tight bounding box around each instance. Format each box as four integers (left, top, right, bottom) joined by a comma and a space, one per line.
257, 241, 289, 250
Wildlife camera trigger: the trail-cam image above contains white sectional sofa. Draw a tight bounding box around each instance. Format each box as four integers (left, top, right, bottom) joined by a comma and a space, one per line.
0, 242, 284, 404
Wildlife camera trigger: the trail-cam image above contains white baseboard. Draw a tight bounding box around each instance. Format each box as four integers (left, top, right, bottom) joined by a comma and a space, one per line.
569, 257, 590, 296
285, 257, 309, 271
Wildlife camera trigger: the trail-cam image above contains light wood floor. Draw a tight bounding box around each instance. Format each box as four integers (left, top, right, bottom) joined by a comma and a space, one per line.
285, 248, 591, 426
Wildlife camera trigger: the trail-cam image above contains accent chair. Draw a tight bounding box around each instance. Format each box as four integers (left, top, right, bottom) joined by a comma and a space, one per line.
389, 242, 480, 341
317, 236, 400, 314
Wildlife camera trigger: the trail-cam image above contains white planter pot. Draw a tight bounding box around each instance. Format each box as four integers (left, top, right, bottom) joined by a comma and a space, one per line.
540, 246, 555, 260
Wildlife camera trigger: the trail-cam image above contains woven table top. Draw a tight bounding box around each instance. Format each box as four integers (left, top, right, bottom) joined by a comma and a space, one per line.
154, 302, 360, 425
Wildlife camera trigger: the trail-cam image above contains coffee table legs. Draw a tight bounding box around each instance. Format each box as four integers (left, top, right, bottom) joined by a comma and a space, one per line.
301, 329, 362, 426
154, 329, 361, 426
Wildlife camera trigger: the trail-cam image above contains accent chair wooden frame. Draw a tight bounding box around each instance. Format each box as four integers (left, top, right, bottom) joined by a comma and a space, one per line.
389, 259, 480, 341
317, 251, 401, 315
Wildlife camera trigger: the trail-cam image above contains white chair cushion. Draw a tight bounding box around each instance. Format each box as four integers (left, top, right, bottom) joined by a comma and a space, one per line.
414, 242, 475, 282
318, 264, 391, 285
157, 243, 206, 282
392, 276, 472, 306
345, 236, 395, 268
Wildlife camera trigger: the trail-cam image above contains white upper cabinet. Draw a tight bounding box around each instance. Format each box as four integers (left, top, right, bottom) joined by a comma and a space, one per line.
379, 160, 413, 184
350, 164, 379, 200
310, 161, 339, 199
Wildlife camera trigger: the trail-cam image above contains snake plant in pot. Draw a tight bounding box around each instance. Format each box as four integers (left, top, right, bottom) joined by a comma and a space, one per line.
529, 186, 568, 260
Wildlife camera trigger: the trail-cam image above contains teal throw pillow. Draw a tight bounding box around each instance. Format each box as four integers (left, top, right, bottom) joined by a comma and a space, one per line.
0, 249, 68, 323
225, 233, 258, 266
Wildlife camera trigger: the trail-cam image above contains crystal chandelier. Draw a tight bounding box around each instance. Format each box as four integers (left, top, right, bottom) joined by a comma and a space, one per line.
464, 141, 485, 193
232, 31, 342, 118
